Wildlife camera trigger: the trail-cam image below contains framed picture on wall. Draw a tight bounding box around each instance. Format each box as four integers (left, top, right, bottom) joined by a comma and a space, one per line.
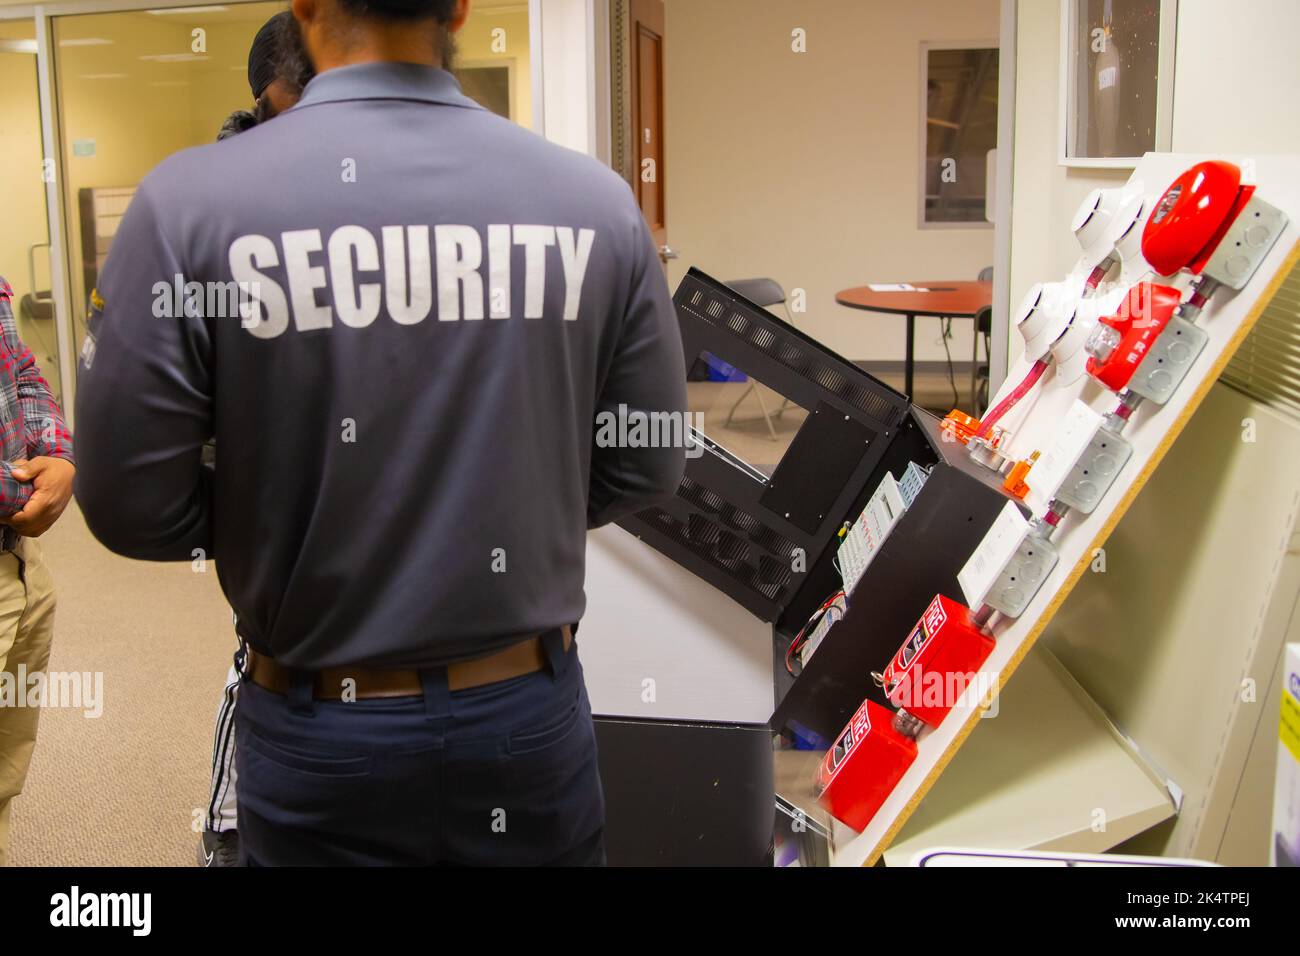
919, 41, 1000, 227
1058, 0, 1177, 168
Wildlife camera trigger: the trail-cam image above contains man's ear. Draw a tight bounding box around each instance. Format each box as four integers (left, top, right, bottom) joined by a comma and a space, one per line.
291, 0, 316, 25
448, 0, 472, 33
291, 0, 325, 65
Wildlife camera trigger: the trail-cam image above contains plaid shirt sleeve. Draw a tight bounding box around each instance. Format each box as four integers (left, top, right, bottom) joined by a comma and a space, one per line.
0, 281, 74, 517
0, 462, 32, 518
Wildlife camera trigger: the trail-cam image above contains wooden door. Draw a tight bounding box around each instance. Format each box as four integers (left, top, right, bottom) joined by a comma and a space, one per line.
627, 0, 671, 265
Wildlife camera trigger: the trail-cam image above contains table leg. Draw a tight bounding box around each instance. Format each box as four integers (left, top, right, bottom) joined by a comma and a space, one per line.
905, 313, 915, 401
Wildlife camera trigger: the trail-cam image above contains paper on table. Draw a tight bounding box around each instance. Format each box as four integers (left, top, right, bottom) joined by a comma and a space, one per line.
867, 283, 921, 292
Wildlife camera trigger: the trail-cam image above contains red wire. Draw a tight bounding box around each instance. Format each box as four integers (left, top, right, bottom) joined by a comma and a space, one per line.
977, 358, 1049, 439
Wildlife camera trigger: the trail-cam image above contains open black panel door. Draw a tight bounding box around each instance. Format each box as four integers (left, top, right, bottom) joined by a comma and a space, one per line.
618, 268, 910, 622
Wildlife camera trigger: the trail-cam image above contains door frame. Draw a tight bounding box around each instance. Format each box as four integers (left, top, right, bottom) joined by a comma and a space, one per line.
531, 0, 603, 156
34, 10, 76, 413
988, 0, 1018, 395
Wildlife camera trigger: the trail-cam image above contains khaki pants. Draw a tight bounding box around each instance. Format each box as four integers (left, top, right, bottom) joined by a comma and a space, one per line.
0, 540, 56, 866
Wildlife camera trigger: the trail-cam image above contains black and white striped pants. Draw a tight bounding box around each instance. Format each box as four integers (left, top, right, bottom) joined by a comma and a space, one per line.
205, 662, 240, 833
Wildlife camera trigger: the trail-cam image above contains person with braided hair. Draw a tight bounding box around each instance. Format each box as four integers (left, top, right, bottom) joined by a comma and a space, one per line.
218, 11, 314, 143
200, 10, 315, 869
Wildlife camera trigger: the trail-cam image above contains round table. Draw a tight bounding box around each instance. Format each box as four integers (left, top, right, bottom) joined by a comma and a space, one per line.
835, 281, 992, 401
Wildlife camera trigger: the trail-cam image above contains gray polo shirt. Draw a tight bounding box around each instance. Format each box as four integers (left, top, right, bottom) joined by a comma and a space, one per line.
74, 62, 687, 669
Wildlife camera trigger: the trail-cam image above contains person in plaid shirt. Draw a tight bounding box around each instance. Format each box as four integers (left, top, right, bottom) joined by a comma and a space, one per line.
0, 277, 75, 866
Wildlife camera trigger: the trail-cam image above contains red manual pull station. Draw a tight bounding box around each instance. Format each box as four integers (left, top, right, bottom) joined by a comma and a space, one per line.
879, 593, 995, 731
815, 698, 917, 833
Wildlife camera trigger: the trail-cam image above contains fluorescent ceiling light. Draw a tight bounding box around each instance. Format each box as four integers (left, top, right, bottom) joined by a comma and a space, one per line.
80, 73, 128, 79
146, 5, 229, 13
150, 80, 189, 87
60, 38, 114, 47
139, 53, 211, 62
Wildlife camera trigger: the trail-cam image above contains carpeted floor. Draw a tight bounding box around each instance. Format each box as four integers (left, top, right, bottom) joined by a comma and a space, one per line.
8, 502, 232, 867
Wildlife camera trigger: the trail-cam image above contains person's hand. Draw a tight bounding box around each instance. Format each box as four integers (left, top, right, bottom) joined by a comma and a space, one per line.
4, 456, 76, 537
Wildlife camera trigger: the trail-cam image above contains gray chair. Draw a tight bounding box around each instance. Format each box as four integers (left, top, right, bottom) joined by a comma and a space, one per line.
723, 277, 792, 440
971, 304, 992, 411
970, 268, 993, 409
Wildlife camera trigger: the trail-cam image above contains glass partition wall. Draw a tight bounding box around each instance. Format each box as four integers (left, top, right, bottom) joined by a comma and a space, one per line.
53, 2, 294, 368
0, 20, 61, 404
0, 0, 535, 418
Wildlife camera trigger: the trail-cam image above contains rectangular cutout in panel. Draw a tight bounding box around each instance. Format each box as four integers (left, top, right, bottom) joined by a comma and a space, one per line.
687, 349, 811, 479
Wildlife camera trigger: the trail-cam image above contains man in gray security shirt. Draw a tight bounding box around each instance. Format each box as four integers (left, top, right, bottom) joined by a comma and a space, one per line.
74, 0, 687, 866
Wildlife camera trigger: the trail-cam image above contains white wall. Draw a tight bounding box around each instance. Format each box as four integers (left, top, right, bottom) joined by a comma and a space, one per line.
1170, 0, 1300, 155
663, 0, 999, 364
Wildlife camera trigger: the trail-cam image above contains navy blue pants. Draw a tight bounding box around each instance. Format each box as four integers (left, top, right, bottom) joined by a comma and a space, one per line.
234, 630, 605, 865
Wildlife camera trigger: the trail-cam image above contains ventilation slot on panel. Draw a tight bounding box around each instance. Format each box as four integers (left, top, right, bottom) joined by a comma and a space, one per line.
684, 512, 720, 547
751, 525, 797, 560
727, 311, 750, 336
757, 554, 794, 594
643, 508, 678, 536
720, 503, 762, 536
741, 561, 782, 601
775, 341, 813, 376
638, 506, 787, 603
749, 325, 776, 352
715, 530, 749, 568
679, 475, 725, 513
839, 380, 897, 423
815, 365, 846, 394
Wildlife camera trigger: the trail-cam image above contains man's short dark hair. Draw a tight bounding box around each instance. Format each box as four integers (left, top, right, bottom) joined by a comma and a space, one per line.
336, 0, 457, 21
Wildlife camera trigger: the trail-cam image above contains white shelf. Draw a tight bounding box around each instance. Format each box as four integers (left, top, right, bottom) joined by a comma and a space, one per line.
878, 647, 1175, 866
